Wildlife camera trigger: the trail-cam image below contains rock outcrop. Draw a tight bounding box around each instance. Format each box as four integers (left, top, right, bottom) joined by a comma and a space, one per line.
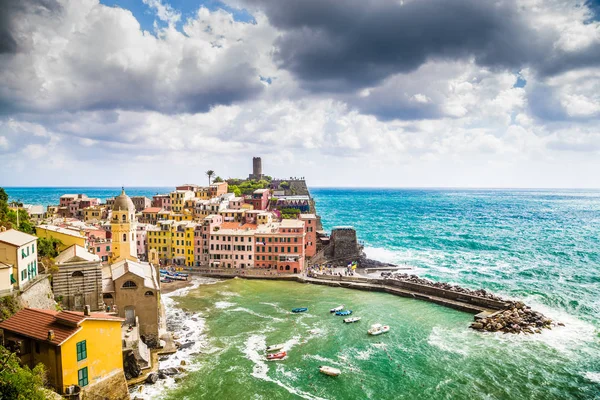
470, 301, 561, 334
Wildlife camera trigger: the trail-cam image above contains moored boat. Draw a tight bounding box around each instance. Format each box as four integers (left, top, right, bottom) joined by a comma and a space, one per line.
319, 366, 341, 376
266, 344, 284, 352
343, 317, 361, 323
292, 307, 308, 313
335, 310, 352, 316
330, 305, 344, 313
266, 351, 287, 360
367, 323, 390, 336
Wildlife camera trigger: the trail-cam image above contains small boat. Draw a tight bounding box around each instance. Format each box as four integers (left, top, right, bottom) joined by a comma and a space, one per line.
330, 305, 344, 313
368, 323, 390, 336
266, 351, 287, 360
319, 366, 341, 376
266, 344, 284, 352
335, 310, 352, 316
292, 307, 308, 313
344, 317, 361, 323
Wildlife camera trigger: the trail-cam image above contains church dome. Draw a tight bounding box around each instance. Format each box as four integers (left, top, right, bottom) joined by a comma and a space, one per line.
113, 189, 135, 212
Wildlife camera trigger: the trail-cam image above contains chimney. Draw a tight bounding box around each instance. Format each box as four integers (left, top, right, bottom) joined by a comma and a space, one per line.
47, 330, 55, 341
84, 305, 90, 316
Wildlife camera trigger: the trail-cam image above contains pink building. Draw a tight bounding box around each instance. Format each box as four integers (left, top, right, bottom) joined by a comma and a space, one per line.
196, 215, 222, 267
299, 214, 317, 258
228, 197, 244, 210
249, 189, 270, 211
209, 222, 256, 269
152, 194, 171, 211
136, 224, 149, 261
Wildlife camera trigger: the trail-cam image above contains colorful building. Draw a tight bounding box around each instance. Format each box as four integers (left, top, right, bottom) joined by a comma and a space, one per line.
0, 308, 127, 398
36, 224, 87, 251
0, 229, 39, 289
249, 189, 270, 211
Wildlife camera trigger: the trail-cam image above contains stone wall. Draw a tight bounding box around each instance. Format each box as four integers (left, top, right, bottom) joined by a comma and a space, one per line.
52, 263, 103, 311
82, 369, 129, 400
18, 275, 57, 310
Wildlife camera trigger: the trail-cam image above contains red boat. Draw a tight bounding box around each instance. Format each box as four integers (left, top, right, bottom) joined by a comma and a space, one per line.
266, 351, 287, 360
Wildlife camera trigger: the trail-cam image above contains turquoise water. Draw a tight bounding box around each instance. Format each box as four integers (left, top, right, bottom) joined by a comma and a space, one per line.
5, 187, 600, 398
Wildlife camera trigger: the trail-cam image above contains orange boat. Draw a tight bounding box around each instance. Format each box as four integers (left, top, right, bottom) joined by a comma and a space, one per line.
266, 351, 287, 360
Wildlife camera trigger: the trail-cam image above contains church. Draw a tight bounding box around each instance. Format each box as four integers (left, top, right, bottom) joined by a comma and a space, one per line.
102, 189, 163, 347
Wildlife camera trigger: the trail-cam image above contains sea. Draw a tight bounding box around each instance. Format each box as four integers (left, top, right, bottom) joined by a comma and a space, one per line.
4, 187, 600, 399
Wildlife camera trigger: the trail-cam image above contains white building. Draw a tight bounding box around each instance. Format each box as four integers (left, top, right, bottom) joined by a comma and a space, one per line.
0, 229, 39, 290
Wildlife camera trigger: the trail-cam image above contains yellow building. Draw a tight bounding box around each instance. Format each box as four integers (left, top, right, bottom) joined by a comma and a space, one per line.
36, 225, 86, 251
0, 307, 128, 398
170, 190, 194, 213
147, 221, 196, 266
83, 205, 106, 223
110, 189, 138, 263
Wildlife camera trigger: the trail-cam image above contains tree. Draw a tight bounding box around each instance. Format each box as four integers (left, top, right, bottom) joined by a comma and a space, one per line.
0, 345, 48, 400
206, 170, 215, 185
37, 237, 62, 258
229, 185, 242, 197
213, 176, 224, 183
0, 187, 34, 234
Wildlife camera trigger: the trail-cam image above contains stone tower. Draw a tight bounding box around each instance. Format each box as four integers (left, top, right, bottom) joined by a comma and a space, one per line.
110, 189, 138, 263
249, 156, 264, 180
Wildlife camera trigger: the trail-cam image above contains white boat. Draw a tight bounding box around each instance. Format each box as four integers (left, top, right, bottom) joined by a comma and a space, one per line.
330, 305, 344, 313
344, 317, 361, 324
266, 344, 285, 352
367, 323, 390, 336
319, 365, 341, 377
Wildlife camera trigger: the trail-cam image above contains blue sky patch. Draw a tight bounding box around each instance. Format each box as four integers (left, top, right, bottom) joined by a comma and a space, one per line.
99, 0, 255, 33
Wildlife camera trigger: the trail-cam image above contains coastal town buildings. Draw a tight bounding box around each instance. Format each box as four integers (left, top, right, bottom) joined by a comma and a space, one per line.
36, 224, 87, 251
53, 245, 104, 311
0, 307, 128, 398
0, 228, 39, 290
130, 196, 151, 212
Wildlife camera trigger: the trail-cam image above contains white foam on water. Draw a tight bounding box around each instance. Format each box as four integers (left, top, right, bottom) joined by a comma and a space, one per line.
241, 334, 326, 400
363, 246, 401, 264
259, 302, 289, 314
302, 354, 343, 367
215, 301, 236, 309
584, 371, 600, 383
226, 307, 285, 322
355, 347, 375, 361
219, 291, 241, 297
427, 327, 469, 356
130, 277, 217, 399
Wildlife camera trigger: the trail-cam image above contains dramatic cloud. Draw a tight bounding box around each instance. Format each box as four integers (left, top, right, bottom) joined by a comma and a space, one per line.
1, 0, 600, 187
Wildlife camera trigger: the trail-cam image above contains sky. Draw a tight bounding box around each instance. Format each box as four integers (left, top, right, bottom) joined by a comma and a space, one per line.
1, 0, 600, 188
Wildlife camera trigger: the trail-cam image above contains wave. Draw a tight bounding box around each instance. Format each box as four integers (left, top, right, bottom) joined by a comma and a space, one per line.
226, 307, 285, 322
214, 301, 236, 309
241, 334, 327, 400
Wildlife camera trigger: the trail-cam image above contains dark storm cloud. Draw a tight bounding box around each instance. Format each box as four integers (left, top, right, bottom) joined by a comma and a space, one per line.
0, 0, 61, 53
235, 0, 548, 92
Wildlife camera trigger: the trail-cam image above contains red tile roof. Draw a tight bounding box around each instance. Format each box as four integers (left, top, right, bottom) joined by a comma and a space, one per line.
220, 222, 258, 230
0, 308, 123, 346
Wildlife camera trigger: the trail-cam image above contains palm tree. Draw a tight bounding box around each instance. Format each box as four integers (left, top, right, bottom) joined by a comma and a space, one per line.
206, 170, 215, 185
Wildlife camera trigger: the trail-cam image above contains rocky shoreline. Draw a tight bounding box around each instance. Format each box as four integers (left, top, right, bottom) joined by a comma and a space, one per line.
383, 272, 560, 334
470, 301, 563, 334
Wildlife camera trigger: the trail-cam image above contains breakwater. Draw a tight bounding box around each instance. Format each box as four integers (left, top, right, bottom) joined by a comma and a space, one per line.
188, 268, 559, 334
188, 269, 530, 323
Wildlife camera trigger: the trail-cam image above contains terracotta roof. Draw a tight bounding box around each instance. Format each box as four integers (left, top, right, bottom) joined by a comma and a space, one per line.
142, 207, 162, 213
220, 222, 258, 230
0, 308, 123, 346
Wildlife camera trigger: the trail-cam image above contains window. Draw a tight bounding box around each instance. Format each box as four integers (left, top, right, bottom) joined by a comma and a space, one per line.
72, 271, 84, 278
122, 280, 137, 289
78, 367, 89, 387
106, 246, 110, 251
76, 340, 87, 361
145, 291, 154, 296
123, 233, 127, 241
97, 247, 101, 252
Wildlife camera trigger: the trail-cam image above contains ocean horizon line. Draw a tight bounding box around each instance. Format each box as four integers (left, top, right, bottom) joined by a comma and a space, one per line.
2, 185, 600, 190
